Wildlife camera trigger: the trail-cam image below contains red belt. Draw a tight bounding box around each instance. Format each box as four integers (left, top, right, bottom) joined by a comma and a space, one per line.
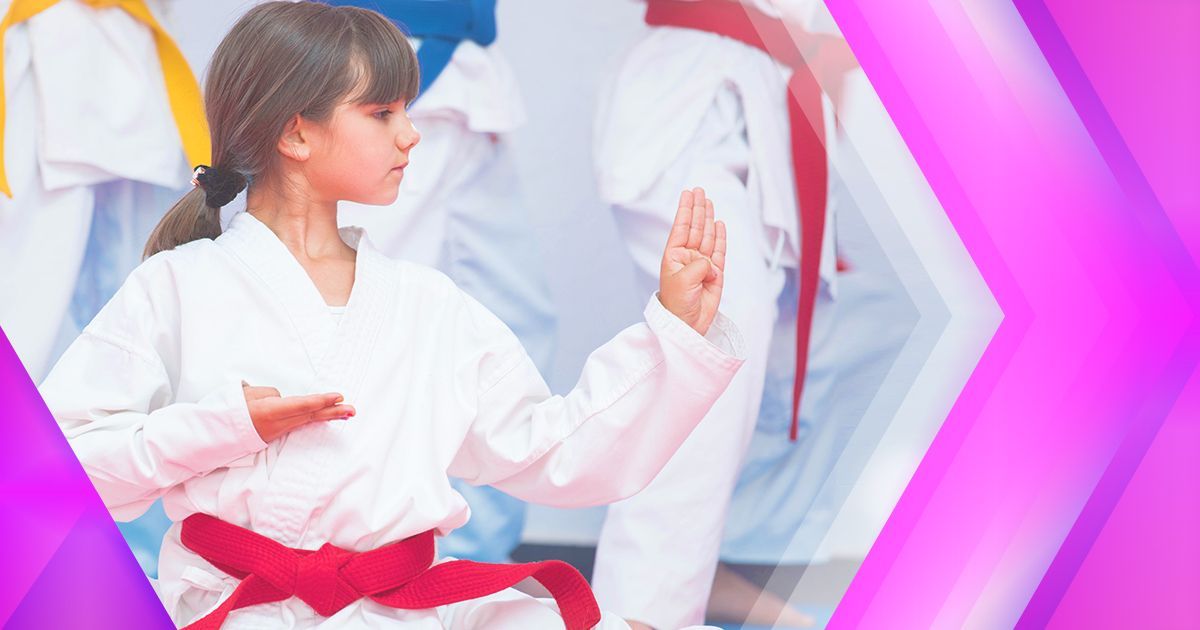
645, 0, 858, 440
179, 513, 601, 629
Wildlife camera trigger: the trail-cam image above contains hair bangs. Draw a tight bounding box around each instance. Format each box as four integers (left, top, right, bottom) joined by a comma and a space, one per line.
346, 10, 421, 106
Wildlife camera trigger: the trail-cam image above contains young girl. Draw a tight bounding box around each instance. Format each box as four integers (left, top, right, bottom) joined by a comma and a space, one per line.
38, 3, 741, 629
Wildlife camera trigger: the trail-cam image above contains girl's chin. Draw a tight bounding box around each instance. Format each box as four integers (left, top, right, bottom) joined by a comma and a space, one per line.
347, 186, 401, 207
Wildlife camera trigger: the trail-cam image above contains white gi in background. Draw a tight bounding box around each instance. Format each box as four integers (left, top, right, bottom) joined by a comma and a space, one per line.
35, 0, 253, 577
719, 66, 921, 567
39, 211, 744, 628
0, 0, 191, 382
591, 1, 844, 627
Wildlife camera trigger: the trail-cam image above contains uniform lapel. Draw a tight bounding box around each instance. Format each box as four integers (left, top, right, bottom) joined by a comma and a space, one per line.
215, 212, 397, 545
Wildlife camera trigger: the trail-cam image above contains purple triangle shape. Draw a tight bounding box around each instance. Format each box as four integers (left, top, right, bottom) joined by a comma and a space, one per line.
0, 495, 84, 623
4, 503, 174, 628
0, 330, 172, 626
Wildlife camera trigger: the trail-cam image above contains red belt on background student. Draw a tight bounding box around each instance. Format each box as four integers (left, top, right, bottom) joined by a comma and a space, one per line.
645, 0, 859, 440
179, 513, 601, 630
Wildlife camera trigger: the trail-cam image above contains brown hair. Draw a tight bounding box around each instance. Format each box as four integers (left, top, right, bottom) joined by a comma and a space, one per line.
143, 1, 420, 258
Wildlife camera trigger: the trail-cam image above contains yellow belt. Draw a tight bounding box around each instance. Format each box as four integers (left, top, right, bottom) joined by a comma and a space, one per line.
0, 0, 209, 197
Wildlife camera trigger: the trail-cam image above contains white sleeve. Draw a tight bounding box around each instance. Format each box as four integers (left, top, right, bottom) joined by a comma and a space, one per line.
447, 292, 745, 508
38, 262, 267, 522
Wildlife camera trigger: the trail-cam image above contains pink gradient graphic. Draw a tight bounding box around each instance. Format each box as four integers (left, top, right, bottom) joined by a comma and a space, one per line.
826, 0, 1198, 628
1016, 0, 1200, 627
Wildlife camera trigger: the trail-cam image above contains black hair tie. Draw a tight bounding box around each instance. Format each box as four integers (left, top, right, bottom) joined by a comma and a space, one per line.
192, 165, 248, 209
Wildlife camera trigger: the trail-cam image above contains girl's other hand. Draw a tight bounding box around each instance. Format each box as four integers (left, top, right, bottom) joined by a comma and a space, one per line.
658, 187, 727, 336
243, 383, 355, 443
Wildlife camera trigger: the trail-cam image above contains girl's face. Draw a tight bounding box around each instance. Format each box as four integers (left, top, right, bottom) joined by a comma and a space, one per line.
303, 96, 421, 206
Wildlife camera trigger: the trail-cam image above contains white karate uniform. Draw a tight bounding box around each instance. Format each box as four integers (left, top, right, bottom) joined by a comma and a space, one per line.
0, 0, 188, 382
39, 211, 744, 628
591, 1, 842, 626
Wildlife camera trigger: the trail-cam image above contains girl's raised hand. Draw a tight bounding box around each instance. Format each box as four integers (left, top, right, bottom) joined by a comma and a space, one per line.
658, 187, 727, 336
243, 383, 355, 443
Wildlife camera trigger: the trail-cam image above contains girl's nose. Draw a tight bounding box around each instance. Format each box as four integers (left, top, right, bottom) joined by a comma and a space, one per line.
399, 122, 420, 151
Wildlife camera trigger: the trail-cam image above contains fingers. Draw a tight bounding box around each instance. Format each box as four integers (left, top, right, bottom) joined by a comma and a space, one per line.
666, 187, 715, 255
712, 220, 727, 274
699, 198, 716, 258
665, 189, 693, 250
299, 404, 357, 424
267, 392, 346, 419
687, 187, 706, 249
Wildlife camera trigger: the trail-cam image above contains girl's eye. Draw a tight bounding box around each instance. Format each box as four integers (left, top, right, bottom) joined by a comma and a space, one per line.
373, 109, 392, 120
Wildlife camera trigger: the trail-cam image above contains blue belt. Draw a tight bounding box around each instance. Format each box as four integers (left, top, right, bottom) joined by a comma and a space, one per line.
326, 0, 497, 98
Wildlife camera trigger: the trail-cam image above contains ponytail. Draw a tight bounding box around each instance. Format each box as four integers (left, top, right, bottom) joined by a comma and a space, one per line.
143, 165, 247, 259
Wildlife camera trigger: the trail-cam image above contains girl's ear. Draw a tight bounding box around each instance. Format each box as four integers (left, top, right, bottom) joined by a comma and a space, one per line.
277, 113, 312, 162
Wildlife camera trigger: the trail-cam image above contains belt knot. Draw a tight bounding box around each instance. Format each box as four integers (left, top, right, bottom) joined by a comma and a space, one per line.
291, 543, 359, 617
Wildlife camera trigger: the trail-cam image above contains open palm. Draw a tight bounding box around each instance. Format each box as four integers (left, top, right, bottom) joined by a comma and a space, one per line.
659, 187, 727, 336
